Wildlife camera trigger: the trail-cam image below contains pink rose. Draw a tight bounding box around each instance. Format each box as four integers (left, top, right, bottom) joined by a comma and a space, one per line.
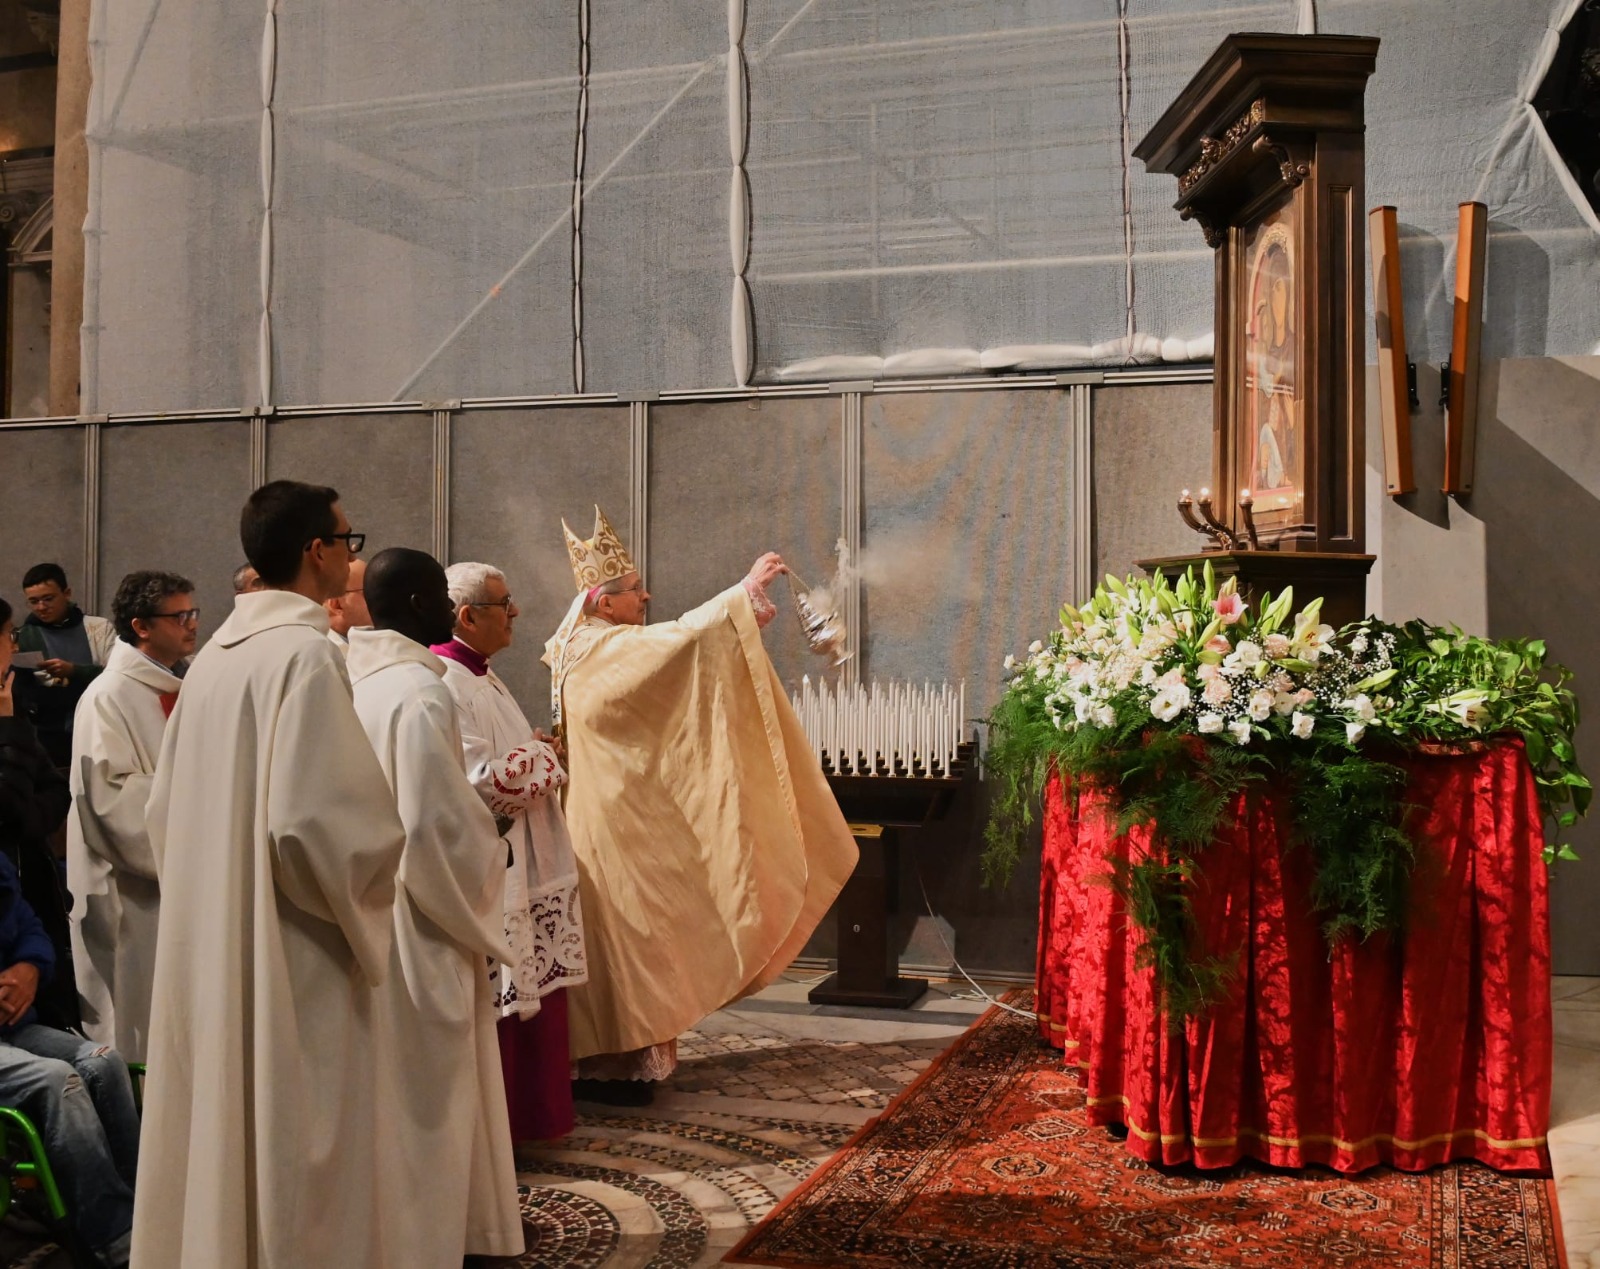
1205, 635, 1232, 655
1197, 662, 1221, 682
1264, 633, 1290, 659
1202, 677, 1233, 707
1213, 592, 1245, 625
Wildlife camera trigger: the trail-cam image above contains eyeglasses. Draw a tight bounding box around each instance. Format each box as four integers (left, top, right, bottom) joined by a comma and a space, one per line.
144, 609, 201, 627
467, 596, 515, 612
315, 532, 366, 555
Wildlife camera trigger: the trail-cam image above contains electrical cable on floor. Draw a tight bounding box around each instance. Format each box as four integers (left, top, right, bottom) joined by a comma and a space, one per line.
780, 968, 835, 987
914, 856, 1039, 1022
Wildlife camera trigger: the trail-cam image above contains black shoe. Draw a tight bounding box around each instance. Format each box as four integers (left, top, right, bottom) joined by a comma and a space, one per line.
572, 1077, 655, 1107
1105, 1122, 1130, 1141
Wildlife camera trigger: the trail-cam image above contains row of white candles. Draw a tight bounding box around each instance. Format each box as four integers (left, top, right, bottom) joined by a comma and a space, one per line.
791, 677, 967, 776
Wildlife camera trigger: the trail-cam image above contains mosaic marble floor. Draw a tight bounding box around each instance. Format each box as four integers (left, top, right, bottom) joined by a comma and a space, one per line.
500, 973, 988, 1268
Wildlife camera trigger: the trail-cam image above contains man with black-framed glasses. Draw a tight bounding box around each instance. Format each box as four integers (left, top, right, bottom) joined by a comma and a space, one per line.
66, 570, 196, 1065
132, 481, 406, 1269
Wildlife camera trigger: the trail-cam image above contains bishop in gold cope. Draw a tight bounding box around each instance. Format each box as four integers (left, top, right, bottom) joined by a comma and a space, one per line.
544, 508, 857, 1103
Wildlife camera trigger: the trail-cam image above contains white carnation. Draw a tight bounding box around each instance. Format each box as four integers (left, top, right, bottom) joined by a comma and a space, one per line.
1197, 712, 1225, 734
1093, 704, 1116, 728
1291, 711, 1314, 739
1228, 719, 1253, 745
1247, 689, 1274, 722
1222, 640, 1263, 673
1346, 721, 1366, 744
1149, 683, 1192, 722
1003, 654, 1016, 671
1272, 691, 1298, 716
1028, 640, 1044, 654
1342, 693, 1376, 722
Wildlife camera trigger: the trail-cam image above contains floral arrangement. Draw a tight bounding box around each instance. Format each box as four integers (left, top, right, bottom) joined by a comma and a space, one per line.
984, 563, 1588, 1017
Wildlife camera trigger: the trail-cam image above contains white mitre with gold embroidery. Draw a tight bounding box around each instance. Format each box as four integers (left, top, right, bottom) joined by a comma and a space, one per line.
543, 506, 638, 722
562, 505, 637, 592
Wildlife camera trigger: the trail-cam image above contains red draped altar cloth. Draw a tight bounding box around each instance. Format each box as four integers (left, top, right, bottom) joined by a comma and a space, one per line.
1035, 738, 1552, 1174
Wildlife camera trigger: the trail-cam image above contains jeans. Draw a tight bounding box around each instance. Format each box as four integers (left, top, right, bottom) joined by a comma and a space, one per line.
0, 1023, 138, 1263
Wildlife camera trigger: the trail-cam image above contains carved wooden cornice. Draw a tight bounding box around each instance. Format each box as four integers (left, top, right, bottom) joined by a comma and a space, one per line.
1177, 98, 1265, 197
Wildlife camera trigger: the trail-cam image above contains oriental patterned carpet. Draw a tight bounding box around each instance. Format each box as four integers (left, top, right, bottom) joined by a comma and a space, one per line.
727, 994, 1567, 1269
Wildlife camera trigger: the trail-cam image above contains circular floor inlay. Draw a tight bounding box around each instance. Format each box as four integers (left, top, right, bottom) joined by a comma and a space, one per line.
514, 1186, 620, 1268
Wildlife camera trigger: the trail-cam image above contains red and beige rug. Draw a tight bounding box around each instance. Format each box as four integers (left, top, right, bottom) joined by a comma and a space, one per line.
727, 995, 1566, 1268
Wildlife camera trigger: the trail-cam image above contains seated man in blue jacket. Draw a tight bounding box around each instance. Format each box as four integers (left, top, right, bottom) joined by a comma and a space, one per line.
0, 848, 137, 1269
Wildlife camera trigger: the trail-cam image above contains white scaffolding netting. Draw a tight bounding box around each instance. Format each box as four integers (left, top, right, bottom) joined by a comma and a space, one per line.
270, 4, 576, 405
83, 0, 1598, 412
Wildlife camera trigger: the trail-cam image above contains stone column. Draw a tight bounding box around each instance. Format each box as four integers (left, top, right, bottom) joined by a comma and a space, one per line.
48, 0, 89, 418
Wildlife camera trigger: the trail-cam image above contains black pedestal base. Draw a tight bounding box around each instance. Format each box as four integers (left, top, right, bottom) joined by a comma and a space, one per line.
807, 973, 928, 1010
806, 824, 933, 1011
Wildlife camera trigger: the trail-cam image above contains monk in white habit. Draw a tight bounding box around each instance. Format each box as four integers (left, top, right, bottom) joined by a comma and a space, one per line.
323, 555, 369, 657
66, 569, 196, 1062
544, 508, 857, 1102
348, 548, 524, 1263
131, 481, 406, 1269
434, 561, 585, 1141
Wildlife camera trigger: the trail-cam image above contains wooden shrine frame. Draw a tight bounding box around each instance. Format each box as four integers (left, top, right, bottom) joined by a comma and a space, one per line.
1133, 33, 1380, 624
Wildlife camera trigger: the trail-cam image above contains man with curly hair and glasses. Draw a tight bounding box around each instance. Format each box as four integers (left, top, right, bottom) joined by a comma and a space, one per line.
65, 570, 196, 1064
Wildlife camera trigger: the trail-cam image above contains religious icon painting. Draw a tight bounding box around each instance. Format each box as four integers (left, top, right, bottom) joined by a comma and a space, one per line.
1239, 201, 1300, 531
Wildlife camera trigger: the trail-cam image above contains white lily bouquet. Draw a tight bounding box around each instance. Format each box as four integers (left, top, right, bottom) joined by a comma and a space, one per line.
1008, 565, 1397, 751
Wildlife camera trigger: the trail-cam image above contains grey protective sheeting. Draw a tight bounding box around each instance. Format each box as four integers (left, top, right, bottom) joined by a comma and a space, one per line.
81, 0, 1598, 412
448, 405, 633, 722
1091, 381, 1214, 581
646, 396, 842, 695
861, 388, 1076, 723
97, 421, 252, 644
265, 413, 436, 562
0, 429, 85, 604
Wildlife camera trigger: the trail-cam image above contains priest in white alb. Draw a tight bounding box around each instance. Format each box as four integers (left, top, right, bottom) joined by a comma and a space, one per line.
132, 482, 407, 1269
434, 561, 585, 1141
67, 570, 197, 1062
348, 548, 524, 1263
544, 508, 858, 1101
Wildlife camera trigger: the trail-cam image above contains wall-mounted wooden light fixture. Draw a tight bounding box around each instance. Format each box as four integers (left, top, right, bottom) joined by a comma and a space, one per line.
1368, 205, 1415, 496
1443, 201, 1488, 496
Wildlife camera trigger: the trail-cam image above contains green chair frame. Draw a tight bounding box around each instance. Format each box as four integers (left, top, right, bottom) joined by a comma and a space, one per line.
0, 1104, 68, 1224
0, 1059, 145, 1259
